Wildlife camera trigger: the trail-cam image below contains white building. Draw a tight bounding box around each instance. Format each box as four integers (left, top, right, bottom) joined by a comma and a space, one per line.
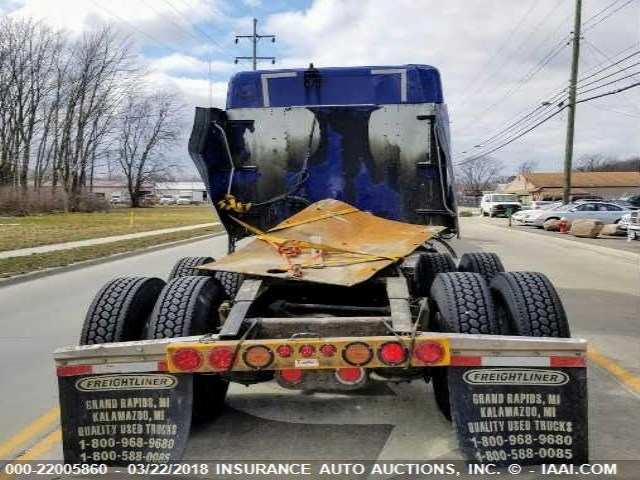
154, 182, 208, 203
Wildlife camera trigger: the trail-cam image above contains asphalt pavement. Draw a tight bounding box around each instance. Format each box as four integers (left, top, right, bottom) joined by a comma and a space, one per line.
0, 220, 638, 468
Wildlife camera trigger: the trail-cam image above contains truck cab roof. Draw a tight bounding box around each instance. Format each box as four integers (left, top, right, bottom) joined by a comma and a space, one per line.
226, 64, 444, 109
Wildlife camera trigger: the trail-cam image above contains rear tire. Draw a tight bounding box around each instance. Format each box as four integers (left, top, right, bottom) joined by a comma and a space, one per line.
429, 272, 501, 420
491, 272, 570, 337
412, 252, 456, 297
168, 256, 244, 299
168, 256, 214, 280
80, 277, 165, 345
216, 271, 245, 300
147, 276, 229, 422
457, 252, 504, 283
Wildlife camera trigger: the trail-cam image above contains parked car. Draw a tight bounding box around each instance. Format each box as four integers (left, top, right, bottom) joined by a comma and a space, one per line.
626, 211, 640, 240
513, 202, 560, 224
530, 201, 634, 228
480, 193, 521, 217
618, 213, 631, 231
176, 194, 192, 205
140, 195, 157, 207
619, 194, 640, 208
529, 200, 554, 210
158, 195, 176, 205
610, 199, 639, 210
109, 192, 123, 204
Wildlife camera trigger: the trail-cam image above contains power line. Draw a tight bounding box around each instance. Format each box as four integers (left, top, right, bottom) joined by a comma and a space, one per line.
141, 0, 206, 47
455, 107, 566, 166
455, 2, 572, 134
576, 61, 640, 90
577, 69, 640, 95
585, 102, 640, 118
582, 39, 640, 82
456, 46, 640, 159
456, 0, 541, 103
90, 1, 190, 55
576, 81, 640, 103
583, 0, 638, 32
234, 18, 276, 70
457, 38, 568, 135
577, 48, 639, 83
455, 80, 640, 166
161, 0, 225, 50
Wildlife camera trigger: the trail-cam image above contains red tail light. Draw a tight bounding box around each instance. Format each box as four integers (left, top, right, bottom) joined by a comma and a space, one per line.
280, 369, 304, 384
276, 345, 294, 358
208, 347, 235, 370
413, 341, 444, 364
379, 342, 407, 365
320, 344, 337, 356
299, 345, 316, 357
172, 348, 203, 371
335, 367, 365, 385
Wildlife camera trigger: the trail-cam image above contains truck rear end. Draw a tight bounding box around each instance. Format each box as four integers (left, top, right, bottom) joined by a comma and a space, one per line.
53, 65, 589, 467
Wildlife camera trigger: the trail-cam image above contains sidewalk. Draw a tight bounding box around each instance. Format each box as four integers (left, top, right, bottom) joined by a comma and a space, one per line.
461, 216, 639, 260
0, 222, 220, 259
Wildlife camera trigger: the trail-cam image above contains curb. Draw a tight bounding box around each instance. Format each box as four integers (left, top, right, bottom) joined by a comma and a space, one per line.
0, 232, 226, 289
478, 221, 639, 261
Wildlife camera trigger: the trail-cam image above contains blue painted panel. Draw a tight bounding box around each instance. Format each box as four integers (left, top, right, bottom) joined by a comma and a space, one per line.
226, 65, 443, 108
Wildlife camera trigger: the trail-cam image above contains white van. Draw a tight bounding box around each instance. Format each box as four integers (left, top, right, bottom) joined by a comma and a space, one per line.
480, 193, 521, 217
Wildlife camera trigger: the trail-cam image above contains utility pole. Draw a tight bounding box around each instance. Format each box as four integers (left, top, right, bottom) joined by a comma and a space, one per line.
562, 0, 582, 205
235, 18, 276, 70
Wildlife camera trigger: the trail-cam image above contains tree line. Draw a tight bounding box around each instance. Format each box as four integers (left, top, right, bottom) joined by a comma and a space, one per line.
0, 17, 181, 211
456, 154, 639, 196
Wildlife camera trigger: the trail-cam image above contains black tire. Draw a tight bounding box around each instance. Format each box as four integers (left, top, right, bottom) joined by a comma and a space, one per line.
147, 276, 229, 422
168, 256, 214, 280
215, 271, 244, 300
429, 272, 502, 420
491, 272, 570, 338
80, 277, 165, 345
457, 252, 505, 283
168, 256, 244, 299
412, 252, 456, 297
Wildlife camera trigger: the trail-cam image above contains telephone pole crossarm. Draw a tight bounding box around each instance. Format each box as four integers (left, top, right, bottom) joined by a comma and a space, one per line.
234, 18, 277, 70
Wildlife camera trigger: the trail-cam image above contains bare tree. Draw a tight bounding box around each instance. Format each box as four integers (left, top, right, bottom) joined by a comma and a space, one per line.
574, 153, 613, 172
518, 159, 538, 175
116, 91, 182, 207
456, 156, 503, 196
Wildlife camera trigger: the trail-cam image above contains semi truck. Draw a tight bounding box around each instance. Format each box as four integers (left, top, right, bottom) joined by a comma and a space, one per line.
54, 65, 588, 466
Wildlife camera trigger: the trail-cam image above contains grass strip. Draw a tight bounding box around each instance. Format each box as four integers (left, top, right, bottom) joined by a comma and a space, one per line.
0, 225, 222, 278
0, 205, 219, 252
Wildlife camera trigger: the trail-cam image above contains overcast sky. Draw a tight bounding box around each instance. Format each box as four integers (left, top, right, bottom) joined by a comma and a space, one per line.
2, 0, 639, 175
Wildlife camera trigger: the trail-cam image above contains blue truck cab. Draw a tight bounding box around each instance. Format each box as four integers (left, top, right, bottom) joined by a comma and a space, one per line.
188, 64, 458, 249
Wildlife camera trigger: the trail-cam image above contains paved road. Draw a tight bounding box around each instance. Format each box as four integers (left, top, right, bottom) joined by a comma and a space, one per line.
0, 219, 638, 468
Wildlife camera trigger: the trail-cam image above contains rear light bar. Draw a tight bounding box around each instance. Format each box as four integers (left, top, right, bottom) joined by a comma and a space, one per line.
165, 336, 451, 373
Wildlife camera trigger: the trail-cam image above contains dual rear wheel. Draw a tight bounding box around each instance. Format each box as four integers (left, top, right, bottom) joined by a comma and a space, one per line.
411, 251, 570, 420
80, 256, 237, 423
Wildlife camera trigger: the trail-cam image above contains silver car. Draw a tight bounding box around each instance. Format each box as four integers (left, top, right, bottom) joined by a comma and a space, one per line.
531, 201, 633, 227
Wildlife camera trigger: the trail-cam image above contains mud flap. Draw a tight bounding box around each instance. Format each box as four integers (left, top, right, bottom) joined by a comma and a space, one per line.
448, 366, 588, 465
58, 373, 193, 464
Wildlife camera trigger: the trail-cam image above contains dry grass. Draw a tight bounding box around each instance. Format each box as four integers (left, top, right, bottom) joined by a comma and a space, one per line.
0, 205, 218, 252
0, 225, 221, 278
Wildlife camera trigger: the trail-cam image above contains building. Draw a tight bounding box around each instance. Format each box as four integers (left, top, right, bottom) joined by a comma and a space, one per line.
154, 182, 208, 203
90, 180, 154, 204
504, 172, 640, 202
